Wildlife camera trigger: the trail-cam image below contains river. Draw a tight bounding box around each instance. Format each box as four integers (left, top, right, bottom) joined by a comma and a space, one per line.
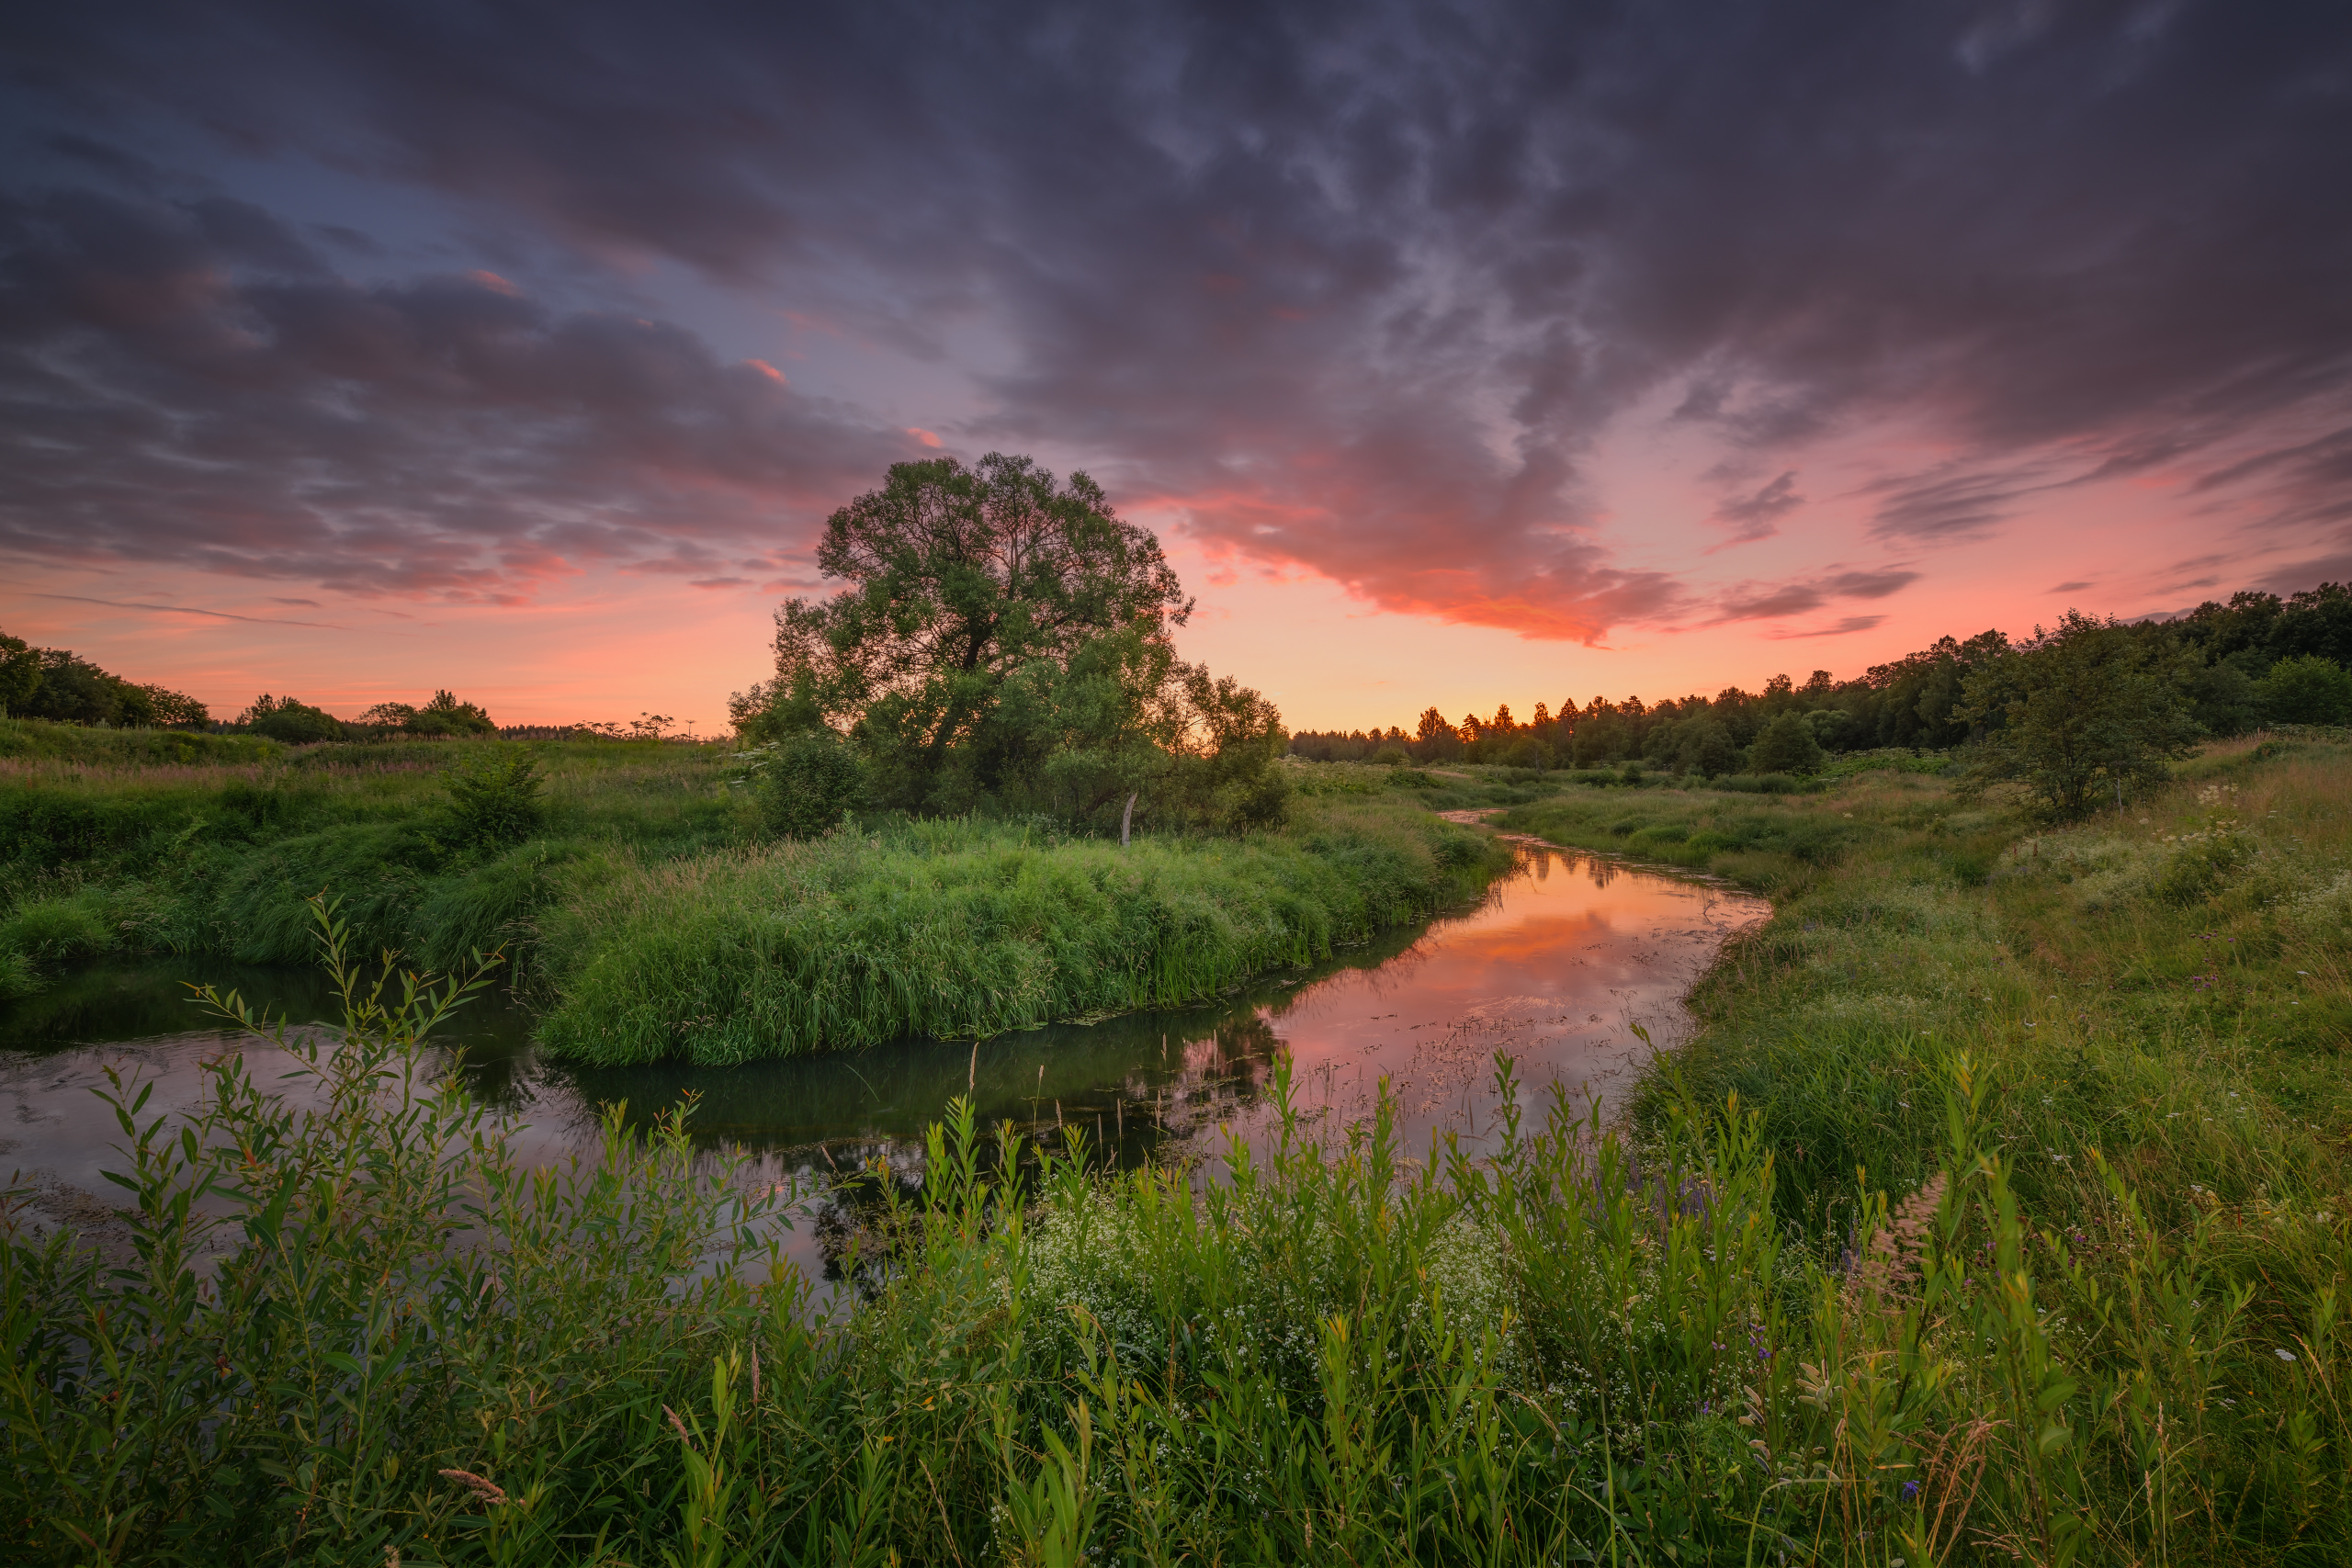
0, 836, 1765, 1294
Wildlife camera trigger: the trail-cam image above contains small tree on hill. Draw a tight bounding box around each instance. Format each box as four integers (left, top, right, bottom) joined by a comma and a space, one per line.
443, 749, 547, 844
1959, 610, 2199, 817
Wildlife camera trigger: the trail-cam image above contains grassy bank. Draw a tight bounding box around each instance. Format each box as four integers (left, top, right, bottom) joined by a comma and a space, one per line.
1499, 733, 2352, 1559
1498, 734, 2352, 1214
0, 722, 747, 1002
537, 795, 1505, 1063
1, 724, 1510, 1060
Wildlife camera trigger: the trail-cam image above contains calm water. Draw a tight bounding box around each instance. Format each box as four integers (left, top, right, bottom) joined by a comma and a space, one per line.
0, 838, 1765, 1287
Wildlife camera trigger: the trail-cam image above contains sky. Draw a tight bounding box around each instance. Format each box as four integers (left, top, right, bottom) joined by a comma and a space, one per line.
2, 1, 2348, 731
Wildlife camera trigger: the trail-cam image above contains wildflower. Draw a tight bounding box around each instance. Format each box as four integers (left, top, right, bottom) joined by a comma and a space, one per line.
439, 1470, 509, 1506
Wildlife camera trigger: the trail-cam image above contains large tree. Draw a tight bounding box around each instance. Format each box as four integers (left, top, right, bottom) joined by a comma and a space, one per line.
736, 453, 1283, 825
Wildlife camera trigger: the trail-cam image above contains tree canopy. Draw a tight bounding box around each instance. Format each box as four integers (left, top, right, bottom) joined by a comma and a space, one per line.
360, 690, 497, 738
0, 628, 209, 728
1959, 611, 2200, 816
732, 453, 1282, 832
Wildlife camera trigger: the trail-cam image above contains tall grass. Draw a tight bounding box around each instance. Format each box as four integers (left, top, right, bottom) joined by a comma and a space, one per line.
0, 735, 754, 998
535, 799, 1508, 1063
1503, 733, 2352, 1559
2, 739, 1510, 1055
13, 872, 2345, 1562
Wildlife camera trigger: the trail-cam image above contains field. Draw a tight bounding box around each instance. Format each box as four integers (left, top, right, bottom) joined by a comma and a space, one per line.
3, 728, 2347, 1562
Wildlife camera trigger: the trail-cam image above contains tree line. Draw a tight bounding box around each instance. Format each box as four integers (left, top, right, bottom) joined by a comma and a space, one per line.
1293, 583, 2352, 779
0, 629, 209, 729
0, 629, 708, 746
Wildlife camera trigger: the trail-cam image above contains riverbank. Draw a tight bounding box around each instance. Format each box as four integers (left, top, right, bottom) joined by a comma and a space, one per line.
7, 739, 2346, 1563
1503, 731, 2352, 1558
1, 728, 1512, 1060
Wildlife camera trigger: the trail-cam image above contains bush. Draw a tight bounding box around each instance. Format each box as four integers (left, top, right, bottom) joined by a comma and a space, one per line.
442, 749, 547, 845
2257, 653, 2352, 725
1747, 711, 1826, 775
240, 694, 348, 744
743, 728, 865, 840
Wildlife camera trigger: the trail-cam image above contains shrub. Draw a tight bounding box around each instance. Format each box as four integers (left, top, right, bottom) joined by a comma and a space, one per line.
2257, 653, 2352, 725
442, 749, 547, 845
1747, 711, 1826, 775
239, 694, 348, 744
742, 728, 865, 839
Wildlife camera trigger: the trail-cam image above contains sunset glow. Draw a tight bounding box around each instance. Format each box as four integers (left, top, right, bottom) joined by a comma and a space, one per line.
3, 5, 2346, 729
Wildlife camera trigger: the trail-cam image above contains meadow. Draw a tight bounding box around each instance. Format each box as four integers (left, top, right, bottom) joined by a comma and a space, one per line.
3, 725, 2347, 1563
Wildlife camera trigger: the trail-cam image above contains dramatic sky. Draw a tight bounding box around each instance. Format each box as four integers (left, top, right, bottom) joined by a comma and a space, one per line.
3, 1, 2348, 728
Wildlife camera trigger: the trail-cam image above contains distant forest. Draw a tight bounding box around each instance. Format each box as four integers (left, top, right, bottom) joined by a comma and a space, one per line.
0, 627, 687, 745
1291, 582, 2352, 769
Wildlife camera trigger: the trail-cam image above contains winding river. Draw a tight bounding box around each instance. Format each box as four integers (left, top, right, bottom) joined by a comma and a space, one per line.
1, 836, 1766, 1294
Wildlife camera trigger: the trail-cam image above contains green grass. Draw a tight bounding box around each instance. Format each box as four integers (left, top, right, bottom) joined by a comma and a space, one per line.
536, 797, 1506, 1063
0, 731, 1515, 1057
14, 804, 2350, 1562
0, 716, 281, 765
0, 726, 756, 998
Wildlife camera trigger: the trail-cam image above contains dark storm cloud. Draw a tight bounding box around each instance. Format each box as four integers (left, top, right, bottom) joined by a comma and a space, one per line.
3, 0, 2348, 624
0, 186, 913, 597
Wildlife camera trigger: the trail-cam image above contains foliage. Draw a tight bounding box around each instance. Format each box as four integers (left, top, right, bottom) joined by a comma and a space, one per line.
1748, 709, 1826, 774
0, 737, 746, 996
731, 454, 1283, 834
535, 796, 1507, 1064
1295, 582, 2352, 776
0, 629, 209, 728
14, 740, 2352, 1567
739, 728, 865, 839
2256, 652, 2352, 725
238, 693, 350, 744
442, 747, 548, 845
359, 687, 499, 737
1960, 609, 2202, 817
0, 631, 38, 715
0, 899, 796, 1565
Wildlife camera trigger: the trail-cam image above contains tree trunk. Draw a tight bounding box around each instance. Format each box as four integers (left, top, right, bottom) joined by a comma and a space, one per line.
1120, 791, 1136, 848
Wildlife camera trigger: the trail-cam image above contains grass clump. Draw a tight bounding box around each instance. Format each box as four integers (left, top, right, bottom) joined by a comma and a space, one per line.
536, 797, 1508, 1063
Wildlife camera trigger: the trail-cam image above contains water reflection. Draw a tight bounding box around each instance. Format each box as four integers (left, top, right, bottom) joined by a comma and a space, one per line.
0, 840, 1766, 1293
